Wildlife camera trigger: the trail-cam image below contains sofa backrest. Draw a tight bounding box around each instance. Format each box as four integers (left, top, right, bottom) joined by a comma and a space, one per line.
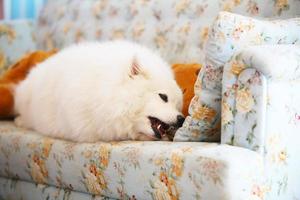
36, 0, 300, 65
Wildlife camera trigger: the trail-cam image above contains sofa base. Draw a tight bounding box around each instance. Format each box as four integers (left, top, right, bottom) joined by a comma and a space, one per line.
0, 177, 114, 200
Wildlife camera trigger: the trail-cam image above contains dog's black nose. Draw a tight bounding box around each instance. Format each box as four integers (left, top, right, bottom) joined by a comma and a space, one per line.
176, 115, 185, 127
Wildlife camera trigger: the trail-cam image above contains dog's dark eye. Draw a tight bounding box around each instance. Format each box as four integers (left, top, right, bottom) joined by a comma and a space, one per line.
159, 93, 168, 103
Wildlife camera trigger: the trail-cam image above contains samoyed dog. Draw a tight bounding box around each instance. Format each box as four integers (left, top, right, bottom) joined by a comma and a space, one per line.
14, 40, 184, 142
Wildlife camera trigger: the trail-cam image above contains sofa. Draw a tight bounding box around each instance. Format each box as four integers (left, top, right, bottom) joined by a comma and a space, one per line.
1, 0, 300, 199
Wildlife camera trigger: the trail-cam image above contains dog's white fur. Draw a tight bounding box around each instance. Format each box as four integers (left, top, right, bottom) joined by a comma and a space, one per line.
14, 40, 183, 142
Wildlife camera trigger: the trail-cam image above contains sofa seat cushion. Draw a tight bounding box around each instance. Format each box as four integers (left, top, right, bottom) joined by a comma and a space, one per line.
0, 121, 263, 200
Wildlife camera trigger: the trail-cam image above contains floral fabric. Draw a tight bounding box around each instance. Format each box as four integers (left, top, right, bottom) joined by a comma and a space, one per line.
222, 55, 267, 153
0, 121, 263, 200
1, 1, 300, 199
222, 45, 300, 199
36, 0, 300, 65
175, 11, 300, 142
0, 20, 37, 75
0, 177, 113, 200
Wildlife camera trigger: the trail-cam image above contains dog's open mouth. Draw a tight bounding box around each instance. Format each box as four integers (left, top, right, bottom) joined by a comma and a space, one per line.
148, 116, 170, 139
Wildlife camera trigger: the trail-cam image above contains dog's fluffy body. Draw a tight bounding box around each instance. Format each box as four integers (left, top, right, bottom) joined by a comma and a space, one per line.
14, 41, 183, 142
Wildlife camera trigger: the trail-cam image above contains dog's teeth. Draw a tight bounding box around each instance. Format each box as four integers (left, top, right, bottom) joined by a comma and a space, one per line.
157, 124, 162, 130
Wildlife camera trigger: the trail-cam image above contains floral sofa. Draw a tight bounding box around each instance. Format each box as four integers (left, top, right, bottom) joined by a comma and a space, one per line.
0, 1, 300, 200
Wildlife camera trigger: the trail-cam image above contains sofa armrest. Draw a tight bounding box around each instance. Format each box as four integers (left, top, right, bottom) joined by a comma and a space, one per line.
235, 45, 300, 81
221, 45, 300, 153
0, 20, 37, 74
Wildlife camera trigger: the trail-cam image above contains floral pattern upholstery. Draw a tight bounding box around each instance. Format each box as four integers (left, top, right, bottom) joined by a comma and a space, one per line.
36, 0, 300, 66
1, 0, 300, 199
0, 20, 37, 75
175, 11, 300, 142
222, 45, 300, 199
0, 177, 113, 200
0, 121, 263, 200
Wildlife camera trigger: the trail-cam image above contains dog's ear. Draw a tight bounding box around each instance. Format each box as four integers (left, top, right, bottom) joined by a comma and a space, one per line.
131, 57, 141, 76
129, 56, 148, 79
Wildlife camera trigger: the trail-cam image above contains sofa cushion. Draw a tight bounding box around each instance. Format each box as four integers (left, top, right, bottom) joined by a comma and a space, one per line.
0, 20, 37, 75
36, 0, 300, 65
0, 121, 263, 199
174, 12, 300, 142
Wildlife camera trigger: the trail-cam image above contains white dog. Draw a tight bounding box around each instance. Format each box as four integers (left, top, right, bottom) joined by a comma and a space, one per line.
14, 40, 184, 142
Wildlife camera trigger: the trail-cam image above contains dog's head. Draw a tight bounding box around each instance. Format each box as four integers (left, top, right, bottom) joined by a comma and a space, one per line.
127, 56, 184, 141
